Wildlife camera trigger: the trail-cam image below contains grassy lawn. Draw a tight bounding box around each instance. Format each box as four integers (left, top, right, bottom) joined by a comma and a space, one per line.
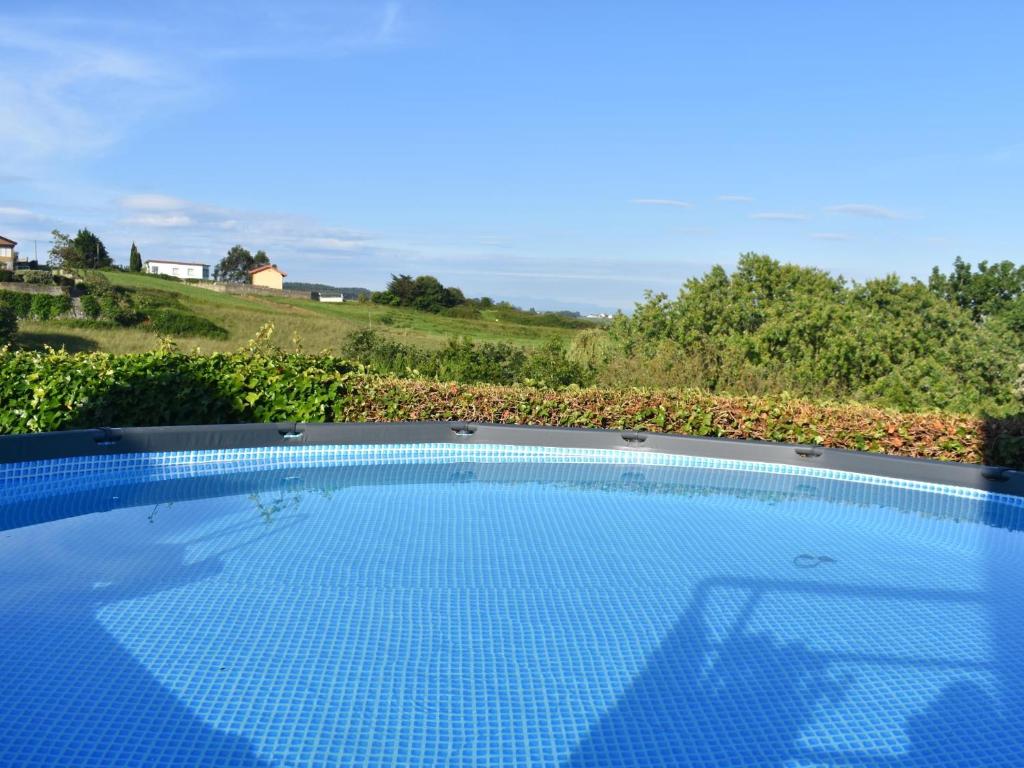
15, 272, 583, 354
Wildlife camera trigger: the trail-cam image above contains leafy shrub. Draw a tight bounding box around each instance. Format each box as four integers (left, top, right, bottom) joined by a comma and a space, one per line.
441, 304, 482, 320
147, 308, 229, 339
80, 294, 102, 320
522, 338, 592, 387
0, 344, 358, 432
340, 329, 593, 386
0, 292, 71, 320
30, 294, 72, 320
18, 270, 56, 285
0, 271, 15, 283
0, 292, 32, 318
97, 293, 141, 325
433, 338, 528, 384
610, 253, 1022, 415
0, 304, 16, 346
0, 344, 1020, 467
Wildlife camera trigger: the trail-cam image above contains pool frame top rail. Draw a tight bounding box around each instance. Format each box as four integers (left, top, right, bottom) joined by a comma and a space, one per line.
1, 421, 1021, 498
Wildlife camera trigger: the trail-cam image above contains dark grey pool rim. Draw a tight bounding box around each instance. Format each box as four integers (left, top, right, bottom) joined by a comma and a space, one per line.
1, 421, 1021, 497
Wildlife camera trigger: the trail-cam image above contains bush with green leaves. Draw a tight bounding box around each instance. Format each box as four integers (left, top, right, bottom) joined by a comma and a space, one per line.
0, 304, 16, 346
340, 329, 592, 387
29, 294, 72, 320
80, 294, 102, 320
0, 291, 71, 320
79, 273, 220, 335
0, 340, 1021, 467
147, 308, 229, 339
17, 270, 56, 285
609, 253, 1022, 415
0, 292, 32, 318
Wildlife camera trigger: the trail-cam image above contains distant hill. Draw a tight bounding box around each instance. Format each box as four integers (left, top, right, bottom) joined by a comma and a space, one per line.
17, 270, 582, 356
285, 282, 371, 300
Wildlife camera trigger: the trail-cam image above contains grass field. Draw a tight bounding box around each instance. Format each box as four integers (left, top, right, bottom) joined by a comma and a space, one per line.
14, 271, 589, 354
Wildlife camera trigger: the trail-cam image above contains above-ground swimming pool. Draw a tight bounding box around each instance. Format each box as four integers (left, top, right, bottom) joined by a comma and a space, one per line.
2, 425, 1023, 767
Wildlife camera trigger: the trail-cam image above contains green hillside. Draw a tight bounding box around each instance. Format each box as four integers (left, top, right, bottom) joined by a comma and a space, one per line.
14, 271, 586, 355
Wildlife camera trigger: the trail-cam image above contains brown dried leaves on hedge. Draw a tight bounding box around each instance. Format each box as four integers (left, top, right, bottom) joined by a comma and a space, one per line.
0, 346, 1018, 467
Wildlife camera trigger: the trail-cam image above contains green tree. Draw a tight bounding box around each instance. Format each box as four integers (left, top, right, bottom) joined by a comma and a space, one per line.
213, 245, 269, 282
386, 274, 416, 303
928, 256, 1024, 334
372, 274, 468, 313
65, 229, 112, 269
609, 253, 1021, 414
129, 242, 142, 272
47, 230, 76, 268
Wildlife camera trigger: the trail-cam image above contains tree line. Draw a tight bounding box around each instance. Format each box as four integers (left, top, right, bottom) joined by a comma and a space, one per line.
603, 253, 1024, 414
370, 273, 591, 327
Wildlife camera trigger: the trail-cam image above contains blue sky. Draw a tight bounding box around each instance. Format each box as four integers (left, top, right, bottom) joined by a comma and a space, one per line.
1, 1, 1022, 312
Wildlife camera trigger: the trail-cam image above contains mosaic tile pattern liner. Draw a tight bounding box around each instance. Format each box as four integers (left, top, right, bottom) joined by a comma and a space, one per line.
3, 442, 1021, 506
1, 445, 1023, 766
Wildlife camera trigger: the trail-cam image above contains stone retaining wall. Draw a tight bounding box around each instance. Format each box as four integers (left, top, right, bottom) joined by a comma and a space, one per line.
0, 283, 64, 296
190, 282, 311, 299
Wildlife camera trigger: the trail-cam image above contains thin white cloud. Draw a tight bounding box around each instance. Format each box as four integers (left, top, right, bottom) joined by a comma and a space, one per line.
717, 194, 753, 203
120, 194, 191, 211
126, 213, 194, 228
0, 5, 404, 161
303, 237, 366, 252
0, 206, 43, 220
201, 3, 406, 60
0, 18, 189, 159
445, 268, 656, 283
632, 198, 693, 208
110, 190, 380, 270
825, 203, 908, 220
750, 212, 808, 221
378, 2, 402, 41
810, 232, 852, 241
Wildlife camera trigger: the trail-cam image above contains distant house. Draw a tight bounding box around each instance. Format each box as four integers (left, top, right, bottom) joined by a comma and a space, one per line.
311, 291, 345, 303
249, 264, 287, 290
144, 259, 210, 280
0, 235, 16, 271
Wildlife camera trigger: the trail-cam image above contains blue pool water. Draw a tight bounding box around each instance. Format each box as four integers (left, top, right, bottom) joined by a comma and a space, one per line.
1, 444, 1023, 767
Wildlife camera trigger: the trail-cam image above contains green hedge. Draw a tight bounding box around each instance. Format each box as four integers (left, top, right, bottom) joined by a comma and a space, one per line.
0, 304, 16, 346
1, 346, 1022, 467
146, 308, 229, 339
0, 292, 72, 320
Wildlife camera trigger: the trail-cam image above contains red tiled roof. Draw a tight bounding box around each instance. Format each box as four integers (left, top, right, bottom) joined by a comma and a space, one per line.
249, 264, 287, 277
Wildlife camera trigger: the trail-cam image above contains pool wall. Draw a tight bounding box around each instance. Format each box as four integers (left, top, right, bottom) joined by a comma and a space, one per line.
2, 421, 1022, 497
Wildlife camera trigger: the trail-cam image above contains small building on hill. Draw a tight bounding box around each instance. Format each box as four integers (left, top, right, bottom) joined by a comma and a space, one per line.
311, 291, 345, 303
0, 235, 17, 271
249, 264, 287, 290
145, 259, 210, 280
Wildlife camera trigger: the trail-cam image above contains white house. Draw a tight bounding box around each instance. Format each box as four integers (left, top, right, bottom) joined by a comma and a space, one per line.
313, 292, 345, 303
0, 235, 16, 271
144, 259, 210, 280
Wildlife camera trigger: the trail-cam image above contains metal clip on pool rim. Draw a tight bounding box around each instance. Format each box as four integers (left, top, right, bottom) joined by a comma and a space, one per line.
93, 427, 123, 447
450, 423, 477, 437
278, 425, 305, 441
982, 467, 1012, 482
621, 431, 648, 445
794, 446, 823, 460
